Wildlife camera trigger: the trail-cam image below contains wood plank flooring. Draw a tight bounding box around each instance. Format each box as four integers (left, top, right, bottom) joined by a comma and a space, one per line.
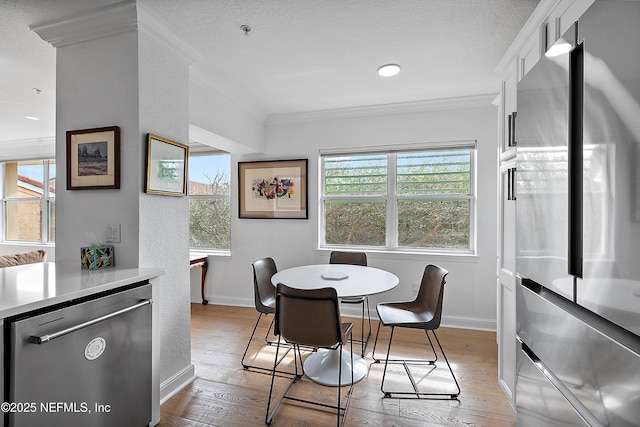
158, 304, 516, 426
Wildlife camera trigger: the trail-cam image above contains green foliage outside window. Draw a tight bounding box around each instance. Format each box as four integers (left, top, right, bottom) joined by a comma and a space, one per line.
189, 154, 231, 250
322, 148, 473, 251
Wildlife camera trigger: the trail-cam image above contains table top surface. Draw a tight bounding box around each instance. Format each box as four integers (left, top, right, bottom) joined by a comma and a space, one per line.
271, 264, 399, 298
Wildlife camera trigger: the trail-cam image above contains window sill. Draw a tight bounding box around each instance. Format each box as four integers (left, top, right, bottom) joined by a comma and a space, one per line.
316, 247, 479, 263
0, 242, 55, 248
189, 249, 231, 259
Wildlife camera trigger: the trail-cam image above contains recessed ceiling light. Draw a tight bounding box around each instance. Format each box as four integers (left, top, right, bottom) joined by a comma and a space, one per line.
25, 116, 40, 121
377, 64, 401, 77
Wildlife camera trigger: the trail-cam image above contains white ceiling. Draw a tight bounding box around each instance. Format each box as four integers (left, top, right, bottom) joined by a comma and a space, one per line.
0, 0, 540, 144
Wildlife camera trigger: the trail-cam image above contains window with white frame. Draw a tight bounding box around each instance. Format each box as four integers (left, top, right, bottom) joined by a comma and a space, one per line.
2, 160, 56, 243
321, 142, 475, 253
188, 152, 231, 251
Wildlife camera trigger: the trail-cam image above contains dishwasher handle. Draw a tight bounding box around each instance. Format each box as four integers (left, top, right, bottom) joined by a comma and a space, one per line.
28, 298, 153, 344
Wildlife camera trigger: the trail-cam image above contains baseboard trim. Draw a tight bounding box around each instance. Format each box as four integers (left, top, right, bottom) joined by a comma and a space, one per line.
160, 363, 196, 404
195, 296, 496, 332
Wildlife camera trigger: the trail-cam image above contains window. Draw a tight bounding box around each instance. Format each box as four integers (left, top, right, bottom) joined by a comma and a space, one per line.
2, 160, 56, 243
188, 153, 231, 251
321, 143, 475, 253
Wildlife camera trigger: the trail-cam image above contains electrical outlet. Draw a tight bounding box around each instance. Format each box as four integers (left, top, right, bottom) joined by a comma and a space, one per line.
106, 224, 121, 243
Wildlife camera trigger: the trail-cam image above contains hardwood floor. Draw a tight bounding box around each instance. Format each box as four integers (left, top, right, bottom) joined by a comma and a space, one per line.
159, 304, 516, 426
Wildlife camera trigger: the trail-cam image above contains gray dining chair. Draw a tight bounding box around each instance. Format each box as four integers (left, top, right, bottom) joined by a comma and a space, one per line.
329, 250, 371, 357
241, 257, 291, 372
266, 283, 354, 426
371, 264, 460, 399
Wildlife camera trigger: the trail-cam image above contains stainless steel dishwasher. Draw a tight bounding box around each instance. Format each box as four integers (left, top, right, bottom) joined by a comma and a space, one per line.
5, 282, 152, 427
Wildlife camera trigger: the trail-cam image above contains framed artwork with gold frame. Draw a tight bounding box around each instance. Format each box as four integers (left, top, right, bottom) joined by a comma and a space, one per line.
145, 134, 188, 196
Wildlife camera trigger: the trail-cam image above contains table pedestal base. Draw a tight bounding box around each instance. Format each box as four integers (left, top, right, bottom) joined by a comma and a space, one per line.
303, 348, 367, 386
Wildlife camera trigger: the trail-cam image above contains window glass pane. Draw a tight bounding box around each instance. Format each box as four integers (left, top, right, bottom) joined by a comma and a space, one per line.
189, 155, 230, 196
324, 200, 386, 246
397, 150, 471, 195
6, 200, 41, 241
5, 161, 45, 199
397, 200, 470, 249
189, 198, 231, 249
48, 200, 55, 242
324, 154, 387, 196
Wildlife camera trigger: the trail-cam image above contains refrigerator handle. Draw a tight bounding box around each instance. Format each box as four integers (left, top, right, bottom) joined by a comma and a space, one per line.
507, 167, 517, 201
511, 111, 517, 146
511, 167, 517, 201
568, 40, 584, 278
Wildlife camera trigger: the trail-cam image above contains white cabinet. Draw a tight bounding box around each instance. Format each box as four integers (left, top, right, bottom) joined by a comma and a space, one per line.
545, 0, 596, 49
519, 26, 543, 78
497, 160, 517, 406
500, 58, 518, 159
496, 21, 543, 412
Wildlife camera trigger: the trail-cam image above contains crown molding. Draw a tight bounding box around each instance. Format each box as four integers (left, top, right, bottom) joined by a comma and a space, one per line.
30, 1, 138, 48
495, 0, 560, 74
30, 1, 202, 65
266, 94, 497, 125
136, 3, 203, 64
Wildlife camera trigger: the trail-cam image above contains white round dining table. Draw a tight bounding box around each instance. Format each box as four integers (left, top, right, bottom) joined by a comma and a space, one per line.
271, 264, 399, 386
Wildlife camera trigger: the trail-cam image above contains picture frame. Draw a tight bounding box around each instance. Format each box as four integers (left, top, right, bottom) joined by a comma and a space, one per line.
238, 159, 308, 219
66, 126, 120, 190
145, 134, 189, 196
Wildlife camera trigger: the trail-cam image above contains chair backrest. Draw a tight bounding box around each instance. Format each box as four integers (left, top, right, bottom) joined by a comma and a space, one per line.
329, 251, 367, 266
415, 264, 449, 329
274, 283, 344, 348
252, 257, 278, 313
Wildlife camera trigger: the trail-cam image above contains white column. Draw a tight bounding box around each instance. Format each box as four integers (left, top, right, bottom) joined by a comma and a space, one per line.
32, 2, 196, 424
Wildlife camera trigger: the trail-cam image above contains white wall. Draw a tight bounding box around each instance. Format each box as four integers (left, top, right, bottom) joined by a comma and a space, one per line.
197, 98, 499, 331
55, 31, 141, 266
189, 76, 265, 154
137, 28, 193, 396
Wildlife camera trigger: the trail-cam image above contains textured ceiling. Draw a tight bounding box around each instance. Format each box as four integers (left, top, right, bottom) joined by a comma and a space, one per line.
0, 0, 540, 143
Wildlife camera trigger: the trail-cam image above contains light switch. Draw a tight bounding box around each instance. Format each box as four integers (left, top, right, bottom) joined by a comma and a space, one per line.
106, 224, 121, 243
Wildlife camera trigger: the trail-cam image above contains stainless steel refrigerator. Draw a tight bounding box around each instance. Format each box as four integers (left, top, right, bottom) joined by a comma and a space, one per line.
515, 1, 640, 425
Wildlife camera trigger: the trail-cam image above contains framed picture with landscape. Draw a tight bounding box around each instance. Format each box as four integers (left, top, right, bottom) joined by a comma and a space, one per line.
66, 126, 120, 190
145, 134, 189, 196
238, 159, 308, 219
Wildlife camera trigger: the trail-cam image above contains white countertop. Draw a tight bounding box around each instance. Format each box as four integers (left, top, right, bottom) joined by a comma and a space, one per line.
0, 262, 165, 318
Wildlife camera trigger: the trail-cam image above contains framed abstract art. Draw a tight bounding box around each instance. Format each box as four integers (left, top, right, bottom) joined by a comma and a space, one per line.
238, 159, 308, 219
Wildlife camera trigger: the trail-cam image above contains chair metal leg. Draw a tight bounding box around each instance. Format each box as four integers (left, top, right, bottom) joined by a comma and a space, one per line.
342, 297, 371, 357
265, 339, 301, 425
241, 312, 266, 369
371, 321, 383, 362
430, 330, 461, 398
263, 316, 278, 345
358, 297, 372, 357
265, 336, 355, 426
372, 322, 437, 365
373, 324, 460, 399
242, 312, 292, 373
